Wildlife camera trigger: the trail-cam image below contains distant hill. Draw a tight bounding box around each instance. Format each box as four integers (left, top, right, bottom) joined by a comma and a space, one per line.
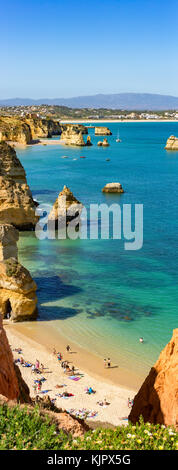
0, 93, 178, 110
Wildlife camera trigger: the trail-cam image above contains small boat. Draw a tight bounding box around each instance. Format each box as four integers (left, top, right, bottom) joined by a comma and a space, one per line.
116, 138, 121, 142
80, 156, 86, 159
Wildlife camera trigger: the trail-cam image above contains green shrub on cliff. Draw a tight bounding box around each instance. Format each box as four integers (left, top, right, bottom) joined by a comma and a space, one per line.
0, 404, 177, 450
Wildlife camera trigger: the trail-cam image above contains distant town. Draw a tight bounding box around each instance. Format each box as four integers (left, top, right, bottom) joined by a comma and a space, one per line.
0, 104, 178, 121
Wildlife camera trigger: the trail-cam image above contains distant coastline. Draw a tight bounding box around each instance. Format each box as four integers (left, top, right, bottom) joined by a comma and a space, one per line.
61, 119, 178, 124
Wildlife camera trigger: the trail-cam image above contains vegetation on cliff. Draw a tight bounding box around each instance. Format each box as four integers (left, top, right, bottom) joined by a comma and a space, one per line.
0, 405, 177, 450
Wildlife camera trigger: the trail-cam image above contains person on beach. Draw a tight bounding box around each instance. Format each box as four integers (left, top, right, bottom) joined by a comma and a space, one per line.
66, 345, 71, 353
53, 348, 56, 356
36, 359, 40, 369
104, 358, 107, 368
107, 358, 111, 368
37, 381, 42, 392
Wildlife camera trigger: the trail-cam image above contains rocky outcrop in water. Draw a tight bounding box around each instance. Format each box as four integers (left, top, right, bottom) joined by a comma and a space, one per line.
102, 182, 124, 193
48, 185, 82, 229
0, 142, 39, 230
0, 224, 38, 322
60, 125, 86, 146
25, 114, 61, 140
129, 329, 178, 429
165, 135, 178, 150
95, 126, 112, 135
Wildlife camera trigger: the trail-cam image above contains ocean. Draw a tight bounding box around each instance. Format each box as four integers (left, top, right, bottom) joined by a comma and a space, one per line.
16, 122, 178, 384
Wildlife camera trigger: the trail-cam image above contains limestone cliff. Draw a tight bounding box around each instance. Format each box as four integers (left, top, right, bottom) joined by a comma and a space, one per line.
0, 224, 38, 322
0, 115, 61, 144
95, 126, 112, 135
129, 329, 178, 429
165, 135, 178, 150
0, 314, 19, 399
0, 314, 31, 401
0, 116, 32, 144
60, 124, 89, 146
0, 142, 39, 230
48, 185, 82, 229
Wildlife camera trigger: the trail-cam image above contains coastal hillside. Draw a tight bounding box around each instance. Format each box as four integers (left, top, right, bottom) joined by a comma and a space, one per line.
1, 93, 178, 110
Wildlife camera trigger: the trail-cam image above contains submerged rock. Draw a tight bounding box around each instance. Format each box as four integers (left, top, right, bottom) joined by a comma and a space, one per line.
48, 185, 82, 229
102, 182, 124, 193
129, 329, 178, 429
0, 142, 39, 230
165, 135, 178, 150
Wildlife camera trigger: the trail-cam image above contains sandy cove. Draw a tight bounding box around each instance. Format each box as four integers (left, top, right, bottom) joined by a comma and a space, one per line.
4, 322, 137, 427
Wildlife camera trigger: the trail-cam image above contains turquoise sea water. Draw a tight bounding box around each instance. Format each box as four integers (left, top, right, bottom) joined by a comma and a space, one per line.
16, 122, 178, 382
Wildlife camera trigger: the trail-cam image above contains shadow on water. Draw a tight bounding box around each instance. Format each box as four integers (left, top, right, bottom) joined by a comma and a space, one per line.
34, 274, 83, 321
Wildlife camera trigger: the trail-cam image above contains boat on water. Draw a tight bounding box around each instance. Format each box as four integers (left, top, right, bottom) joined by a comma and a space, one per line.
116, 130, 122, 142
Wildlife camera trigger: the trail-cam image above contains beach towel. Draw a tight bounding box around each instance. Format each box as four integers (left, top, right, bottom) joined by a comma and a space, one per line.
40, 390, 51, 394
68, 376, 81, 381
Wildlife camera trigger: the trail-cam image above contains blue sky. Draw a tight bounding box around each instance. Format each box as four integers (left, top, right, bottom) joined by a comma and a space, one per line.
1, 0, 178, 98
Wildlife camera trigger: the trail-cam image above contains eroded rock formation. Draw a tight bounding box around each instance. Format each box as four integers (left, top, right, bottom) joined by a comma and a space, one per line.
0, 314, 19, 399
0, 116, 32, 144
129, 329, 178, 429
0, 115, 61, 144
0, 142, 39, 230
0, 224, 38, 322
165, 135, 178, 150
97, 138, 109, 147
95, 126, 112, 135
102, 182, 124, 193
48, 185, 82, 229
25, 114, 61, 140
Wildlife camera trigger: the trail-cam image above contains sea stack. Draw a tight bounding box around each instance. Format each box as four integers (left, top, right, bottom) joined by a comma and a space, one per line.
0, 142, 39, 230
165, 135, 178, 150
97, 138, 109, 147
95, 126, 112, 135
48, 185, 82, 229
102, 182, 124, 193
0, 224, 38, 322
60, 125, 86, 146
129, 329, 178, 429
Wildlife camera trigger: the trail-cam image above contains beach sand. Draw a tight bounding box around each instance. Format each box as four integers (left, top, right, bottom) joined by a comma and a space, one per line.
4, 321, 137, 427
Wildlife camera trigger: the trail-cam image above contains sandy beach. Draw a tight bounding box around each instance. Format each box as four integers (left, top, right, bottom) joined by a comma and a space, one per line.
4, 322, 137, 427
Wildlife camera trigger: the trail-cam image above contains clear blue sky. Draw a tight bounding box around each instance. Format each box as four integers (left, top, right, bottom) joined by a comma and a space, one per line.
1, 0, 178, 98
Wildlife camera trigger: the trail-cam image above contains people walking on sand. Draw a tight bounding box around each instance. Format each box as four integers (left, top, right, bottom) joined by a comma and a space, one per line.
104, 358, 107, 368
66, 345, 71, 353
